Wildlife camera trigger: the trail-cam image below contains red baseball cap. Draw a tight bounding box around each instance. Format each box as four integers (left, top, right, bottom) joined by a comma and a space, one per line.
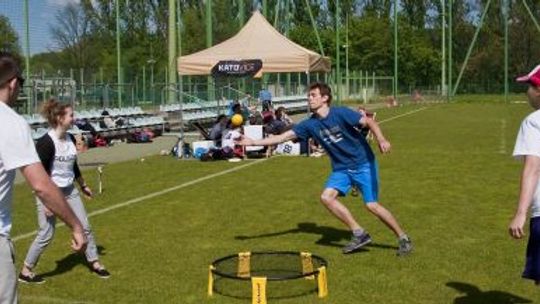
516, 65, 540, 86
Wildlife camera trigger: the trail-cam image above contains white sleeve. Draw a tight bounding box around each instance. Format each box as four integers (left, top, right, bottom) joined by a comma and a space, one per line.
513, 117, 540, 160
0, 118, 40, 170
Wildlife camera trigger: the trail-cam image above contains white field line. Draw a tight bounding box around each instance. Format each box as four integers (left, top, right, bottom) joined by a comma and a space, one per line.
499, 119, 507, 154
20, 295, 94, 304
13, 107, 428, 242
13, 159, 267, 242
377, 107, 428, 124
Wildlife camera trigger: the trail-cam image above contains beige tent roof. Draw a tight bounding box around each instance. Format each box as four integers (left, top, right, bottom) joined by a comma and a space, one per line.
177, 11, 331, 75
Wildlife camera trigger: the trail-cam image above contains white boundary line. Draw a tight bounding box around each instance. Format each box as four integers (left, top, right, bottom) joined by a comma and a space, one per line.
13, 106, 428, 242
377, 107, 428, 124
13, 159, 267, 242
499, 119, 507, 154
20, 295, 94, 304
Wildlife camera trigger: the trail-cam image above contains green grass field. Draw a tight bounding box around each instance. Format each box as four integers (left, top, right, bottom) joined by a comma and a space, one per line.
10, 102, 540, 303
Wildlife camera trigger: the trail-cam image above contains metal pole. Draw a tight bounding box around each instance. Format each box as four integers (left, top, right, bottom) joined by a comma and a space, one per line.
116, 0, 122, 107
305, 0, 325, 56
168, 0, 177, 104
441, 0, 446, 97
24, 0, 31, 113
345, 13, 349, 99
206, 0, 213, 101
448, 0, 453, 101
452, 0, 492, 96
238, 0, 246, 93
80, 68, 84, 107
142, 66, 146, 102
503, 0, 509, 102
335, 0, 341, 105
393, 0, 398, 101
522, 0, 540, 34
177, 0, 183, 106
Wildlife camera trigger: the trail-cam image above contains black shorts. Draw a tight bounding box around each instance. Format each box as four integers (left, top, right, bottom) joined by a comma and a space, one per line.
523, 217, 540, 281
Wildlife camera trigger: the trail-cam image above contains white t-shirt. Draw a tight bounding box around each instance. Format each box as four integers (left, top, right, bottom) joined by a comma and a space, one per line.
0, 101, 40, 237
222, 129, 242, 149
513, 109, 540, 218
48, 130, 77, 188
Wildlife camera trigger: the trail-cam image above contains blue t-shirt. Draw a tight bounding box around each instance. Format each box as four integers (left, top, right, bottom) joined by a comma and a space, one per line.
292, 107, 375, 171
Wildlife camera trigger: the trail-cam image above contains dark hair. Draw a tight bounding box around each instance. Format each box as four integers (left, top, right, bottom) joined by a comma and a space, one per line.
0, 52, 22, 89
41, 98, 72, 128
309, 82, 332, 105
275, 106, 286, 119
216, 114, 227, 123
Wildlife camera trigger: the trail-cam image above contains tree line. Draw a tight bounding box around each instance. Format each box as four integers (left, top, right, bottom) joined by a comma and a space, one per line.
1, 0, 539, 93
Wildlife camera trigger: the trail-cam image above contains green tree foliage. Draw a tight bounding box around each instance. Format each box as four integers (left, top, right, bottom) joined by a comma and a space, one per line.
22, 0, 540, 94
0, 15, 21, 55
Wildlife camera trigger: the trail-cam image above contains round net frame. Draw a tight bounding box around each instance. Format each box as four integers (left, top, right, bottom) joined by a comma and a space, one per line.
208, 251, 328, 303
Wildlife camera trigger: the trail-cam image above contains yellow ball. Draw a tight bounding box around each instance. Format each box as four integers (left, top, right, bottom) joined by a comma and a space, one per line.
231, 114, 243, 127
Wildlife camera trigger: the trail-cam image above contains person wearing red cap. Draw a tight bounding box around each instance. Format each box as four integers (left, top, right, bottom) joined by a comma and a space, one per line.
509, 64, 540, 285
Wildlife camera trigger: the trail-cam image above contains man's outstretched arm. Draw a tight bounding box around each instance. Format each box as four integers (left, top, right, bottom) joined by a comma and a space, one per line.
237, 129, 297, 146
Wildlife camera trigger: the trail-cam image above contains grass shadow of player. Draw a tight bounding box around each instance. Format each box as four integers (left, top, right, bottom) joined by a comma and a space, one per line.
446, 282, 532, 304
40, 245, 106, 279
235, 222, 397, 251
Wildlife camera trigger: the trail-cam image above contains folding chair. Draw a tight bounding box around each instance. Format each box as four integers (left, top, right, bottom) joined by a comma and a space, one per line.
191, 121, 212, 140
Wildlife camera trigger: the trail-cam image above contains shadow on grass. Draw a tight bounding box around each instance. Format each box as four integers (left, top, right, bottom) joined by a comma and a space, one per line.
235, 222, 397, 251
446, 281, 532, 304
40, 245, 106, 279
212, 277, 318, 301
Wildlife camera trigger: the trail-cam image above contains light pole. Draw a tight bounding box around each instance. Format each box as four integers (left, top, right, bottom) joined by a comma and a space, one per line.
147, 58, 156, 104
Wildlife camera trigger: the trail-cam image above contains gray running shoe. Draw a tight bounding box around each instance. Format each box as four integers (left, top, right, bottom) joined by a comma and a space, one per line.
342, 232, 372, 254
397, 237, 413, 256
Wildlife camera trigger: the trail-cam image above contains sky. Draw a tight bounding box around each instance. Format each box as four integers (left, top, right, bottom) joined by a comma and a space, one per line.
0, 0, 80, 55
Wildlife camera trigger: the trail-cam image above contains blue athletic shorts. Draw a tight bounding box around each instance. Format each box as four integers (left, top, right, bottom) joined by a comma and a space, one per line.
324, 161, 379, 203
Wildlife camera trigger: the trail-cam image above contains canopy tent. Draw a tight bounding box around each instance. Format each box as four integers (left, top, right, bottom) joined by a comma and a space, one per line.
177, 11, 331, 76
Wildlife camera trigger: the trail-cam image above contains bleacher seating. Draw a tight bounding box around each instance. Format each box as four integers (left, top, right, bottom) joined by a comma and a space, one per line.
26, 106, 167, 140
160, 95, 308, 125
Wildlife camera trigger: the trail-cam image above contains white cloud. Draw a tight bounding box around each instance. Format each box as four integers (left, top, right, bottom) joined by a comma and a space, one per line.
46, 0, 80, 7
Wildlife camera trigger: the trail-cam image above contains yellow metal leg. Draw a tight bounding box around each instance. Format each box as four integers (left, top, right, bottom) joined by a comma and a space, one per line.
317, 266, 328, 298
251, 276, 267, 304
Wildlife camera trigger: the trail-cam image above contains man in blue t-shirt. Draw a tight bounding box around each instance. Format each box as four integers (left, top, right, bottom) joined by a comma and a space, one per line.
237, 82, 412, 256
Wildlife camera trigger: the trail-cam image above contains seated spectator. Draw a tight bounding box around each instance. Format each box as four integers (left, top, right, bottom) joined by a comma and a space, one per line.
275, 106, 294, 126
209, 114, 228, 146
221, 122, 244, 158
259, 89, 273, 112
100, 110, 116, 129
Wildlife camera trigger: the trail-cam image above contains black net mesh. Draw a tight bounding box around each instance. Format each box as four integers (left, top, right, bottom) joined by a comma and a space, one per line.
212, 251, 327, 280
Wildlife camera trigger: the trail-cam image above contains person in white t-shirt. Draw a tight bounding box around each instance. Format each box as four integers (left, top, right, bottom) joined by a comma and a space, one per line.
0, 52, 86, 303
19, 99, 110, 283
510, 64, 540, 285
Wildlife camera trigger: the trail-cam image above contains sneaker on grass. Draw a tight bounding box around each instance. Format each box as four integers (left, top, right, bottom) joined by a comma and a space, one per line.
18, 272, 45, 284
342, 232, 372, 254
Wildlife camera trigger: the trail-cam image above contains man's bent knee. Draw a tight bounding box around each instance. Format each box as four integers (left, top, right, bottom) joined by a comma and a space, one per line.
320, 189, 339, 205
364, 202, 380, 213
